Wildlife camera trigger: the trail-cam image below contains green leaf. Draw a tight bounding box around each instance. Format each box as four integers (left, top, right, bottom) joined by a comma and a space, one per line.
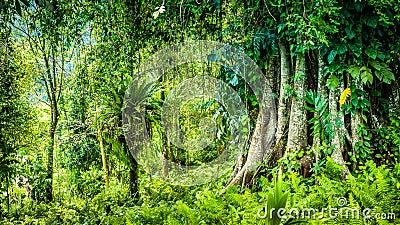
328, 62, 340, 73
351, 98, 358, 107
361, 69, 373, 85
349, 42, 362, 57
337, 44, 347, 55
328, 50, 337, 64
362, 114, 368, 122
348, 66, 360, 78
368, 60, 382, 71
345, 27, 355, 39
365, 47, 377, 60
326, 75, 339, 90
377, 51, 386, 61
366, 17, 378, 28
381, 69, 395, 84
229, 74, 238, 86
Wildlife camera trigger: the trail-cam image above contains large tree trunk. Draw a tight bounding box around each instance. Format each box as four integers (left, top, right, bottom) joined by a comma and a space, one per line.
225, 59, 277, 187
287, 51, 307, 151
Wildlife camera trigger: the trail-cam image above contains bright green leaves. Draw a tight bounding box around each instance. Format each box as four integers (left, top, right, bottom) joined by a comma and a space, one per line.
380, 69, 395, 84
360, 66, 373, 85
348, 65, 373, 85
369, 59, 395, 84
348, 65, 360, 78
305, 90, 332, 141
355, 123, 373, 161
263, 171, 289, 225
347, 60, 395, 86
342, 85, 370, 115
326, 75, 339, 90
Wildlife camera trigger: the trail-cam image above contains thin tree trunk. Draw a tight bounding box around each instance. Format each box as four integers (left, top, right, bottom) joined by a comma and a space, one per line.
95, 98, 109, 188
97, 128, 109, 188
119, 134, 139, 201
350, 77, 363, 167
127, 145, 139, 201
389, 82, 400, 113
44, 50, 59, 202
46, 107, 57, 202
329, 74, 349, 176
6, 172, 9, 214
276, 40, 291, 146
312, 51, 327, 160
287, 51, 307, 151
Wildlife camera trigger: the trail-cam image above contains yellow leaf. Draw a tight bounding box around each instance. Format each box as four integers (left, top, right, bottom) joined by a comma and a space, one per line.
339, 88, 351, 107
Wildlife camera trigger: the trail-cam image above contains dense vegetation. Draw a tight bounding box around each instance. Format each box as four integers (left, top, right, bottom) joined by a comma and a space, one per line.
1, 0, 400, 224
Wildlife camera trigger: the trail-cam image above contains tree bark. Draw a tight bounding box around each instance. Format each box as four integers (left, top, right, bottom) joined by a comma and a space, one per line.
276, 40, 291, 153
128, 146, 139, 200
225, 62, 277, 187
329, 74, 349, 176
287, 51, 307, 151
43, 46, 60, 202
119, 134, 139, 201
97, 128, 109, 189
95, 98, 109, 189
311, 51, 327, 160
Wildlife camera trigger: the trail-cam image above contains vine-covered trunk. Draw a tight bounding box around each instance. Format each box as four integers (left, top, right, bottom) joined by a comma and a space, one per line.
350, 22, 364, 170
226, 59, 277, 187
312, 52, 327, 159
329, 74, 348, 175
120, 135, 139, 201
128, 148, 139, 200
